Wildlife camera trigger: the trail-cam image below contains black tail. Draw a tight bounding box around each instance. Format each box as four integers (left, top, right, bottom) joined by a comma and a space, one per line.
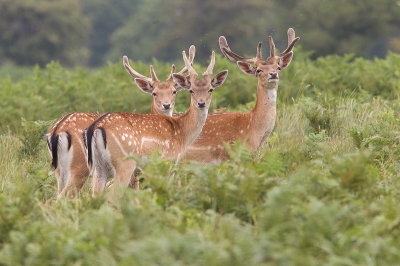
48, 114, 73, 170
85, 113, 109, 169
49, 133, 59, 169
48, 131, 72, 170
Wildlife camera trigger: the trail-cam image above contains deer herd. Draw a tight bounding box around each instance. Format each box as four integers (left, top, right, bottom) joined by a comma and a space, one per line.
46, 28, 300, 198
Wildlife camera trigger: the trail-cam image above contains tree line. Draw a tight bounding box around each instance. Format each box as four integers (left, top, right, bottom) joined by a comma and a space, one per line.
0, 0, 399, 67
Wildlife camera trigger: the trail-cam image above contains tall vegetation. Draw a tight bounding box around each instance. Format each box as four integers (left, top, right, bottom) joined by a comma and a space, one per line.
0, 50, 400, 264
1, 48, 399, 134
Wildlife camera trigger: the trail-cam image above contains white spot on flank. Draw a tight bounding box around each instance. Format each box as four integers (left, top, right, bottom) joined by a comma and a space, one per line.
111, 133, 128, 156
128, 141, 132, 146
141, 137, 162, 149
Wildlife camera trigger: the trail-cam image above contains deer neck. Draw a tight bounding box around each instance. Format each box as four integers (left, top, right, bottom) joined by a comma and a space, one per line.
248, 78, 279, 148
175, 100, 208, 148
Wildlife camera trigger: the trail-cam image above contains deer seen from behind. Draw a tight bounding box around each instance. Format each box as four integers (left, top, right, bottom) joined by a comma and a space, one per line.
46, 51, 194, 199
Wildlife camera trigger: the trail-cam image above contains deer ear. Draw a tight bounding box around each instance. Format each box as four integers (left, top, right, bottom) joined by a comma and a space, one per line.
211, 70, 229, 88
134, 78, 153, 94
174, 83, 187, 92
279, 52, 293, 70
172, 73, 191, 89
237, 61, 256, 76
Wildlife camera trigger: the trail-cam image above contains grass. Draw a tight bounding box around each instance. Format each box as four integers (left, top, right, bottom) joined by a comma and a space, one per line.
0, 51, 400, 265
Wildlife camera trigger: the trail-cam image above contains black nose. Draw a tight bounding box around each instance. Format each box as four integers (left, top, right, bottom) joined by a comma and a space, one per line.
198, 102, 206, 108
269, 72, 278, 79
163, 104, 171, 109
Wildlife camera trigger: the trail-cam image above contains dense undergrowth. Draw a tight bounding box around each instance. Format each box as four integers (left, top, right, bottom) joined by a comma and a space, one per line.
0, 49, 400, 265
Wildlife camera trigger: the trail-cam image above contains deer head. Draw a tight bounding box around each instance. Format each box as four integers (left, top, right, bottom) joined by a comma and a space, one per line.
219, 28, 299, 84
172, 49, 229, 120
183, 28, 300, 164
122, 46, 195, 116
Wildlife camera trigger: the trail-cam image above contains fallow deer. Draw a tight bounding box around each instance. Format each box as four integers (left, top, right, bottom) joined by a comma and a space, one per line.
184, 28, 300, 163
46, 50, 194, 198
85, 46, 229, 195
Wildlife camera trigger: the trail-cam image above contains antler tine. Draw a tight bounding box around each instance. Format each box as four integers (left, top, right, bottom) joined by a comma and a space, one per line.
256, 42, 263, 59
219, 36, 256, 63
166, 64, 176, 81
149, 65, 160, 82
287, 28, 295, 44
188, 45, 195, 63
182, 50, 198, 79
269, 36, 276, 58
123, 56, 153, 84
219, 36, 236, 62
276, 28, 301, 58
203, 51, 215, 77
176, 45, 196, 76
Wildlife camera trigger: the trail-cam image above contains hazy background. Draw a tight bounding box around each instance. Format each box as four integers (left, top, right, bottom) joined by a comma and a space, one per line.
0, 0, 399, 68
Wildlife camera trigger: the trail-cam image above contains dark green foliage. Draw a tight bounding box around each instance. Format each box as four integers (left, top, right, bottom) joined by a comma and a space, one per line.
81, 0, 139, 66
2, 1, 400, 67
0, 0, 90, 67
275, 0, 400, 58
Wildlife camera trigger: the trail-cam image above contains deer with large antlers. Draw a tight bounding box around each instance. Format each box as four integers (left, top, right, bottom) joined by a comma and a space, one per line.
183, 28, 300, 163
46, 51, 194, 199
85, 46, 228, 195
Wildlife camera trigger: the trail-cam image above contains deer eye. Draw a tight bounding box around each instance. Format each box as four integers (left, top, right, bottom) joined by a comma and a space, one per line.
256, 69, 263, 73
152, 92, 157, 97
172, 90, 177, 95
277, 66, 282, 71
188, 89, 194, 94
208, 88, 214, 93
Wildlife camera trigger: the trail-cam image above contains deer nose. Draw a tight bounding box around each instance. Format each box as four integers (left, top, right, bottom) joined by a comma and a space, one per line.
269, 72, 278, 79
163, 103, 171, 109
198, 102, 206, 108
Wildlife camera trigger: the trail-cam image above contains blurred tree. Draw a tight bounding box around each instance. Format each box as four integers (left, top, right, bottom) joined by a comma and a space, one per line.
105, 0, 400, 65
274, 0, 400, 58
2, 0, 399, 67
106, 0, 279, 65
0, 0, 90, 67
81, 0, 138, 66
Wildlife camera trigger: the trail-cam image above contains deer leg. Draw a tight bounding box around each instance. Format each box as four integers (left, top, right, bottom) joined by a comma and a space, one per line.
115, 159, 137, 187
129, 166, 143, 190
60, 168, 90, 199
